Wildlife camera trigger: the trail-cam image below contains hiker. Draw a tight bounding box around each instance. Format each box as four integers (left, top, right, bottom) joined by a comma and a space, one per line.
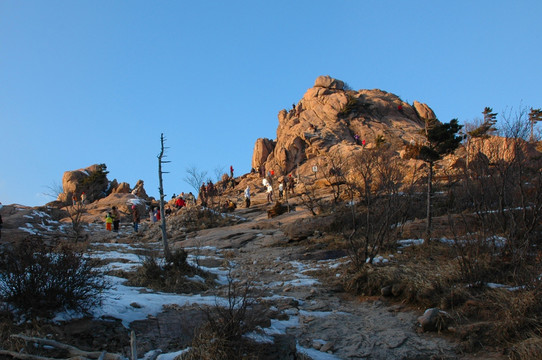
188, 192, 196, 205
199, 183, 207, 207
230, 165, 234, 178
149, 207, 157, 223
207, 181, 215, 198
354, 134, 360, 145
72, 194, 78, 206
156, 208, 161, 221
226, 199, 236, 212
132, 205, 140, 232
244, 185, 251, 208
288, 174, 295, 194
111, 206, 120, 232
266, 184, 273, 203
81, 192, 87, 205
278, 182, 284, 200
175, 197, 185, 208
105, 212, 113, 231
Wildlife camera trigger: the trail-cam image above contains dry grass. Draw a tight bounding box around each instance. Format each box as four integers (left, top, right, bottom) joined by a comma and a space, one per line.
510, 335, 542, 360
342, 238, 542, 354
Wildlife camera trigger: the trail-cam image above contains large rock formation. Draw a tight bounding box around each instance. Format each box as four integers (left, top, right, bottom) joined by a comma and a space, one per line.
58, 164, 110, 204
252, 75, 434, 176
57, 164, 150, 205
251, 138, 276, 172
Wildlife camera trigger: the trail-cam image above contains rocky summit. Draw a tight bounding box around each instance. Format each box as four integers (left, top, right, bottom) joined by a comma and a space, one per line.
252, 75, 435, 177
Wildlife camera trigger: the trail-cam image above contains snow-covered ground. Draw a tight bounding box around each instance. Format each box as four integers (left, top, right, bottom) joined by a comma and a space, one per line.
47, 241, 350, 359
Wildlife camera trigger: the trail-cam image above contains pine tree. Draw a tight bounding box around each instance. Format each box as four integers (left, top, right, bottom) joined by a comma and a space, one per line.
468, 107, 497, 139
418, 119, 463, 240
529, 108, 542, 142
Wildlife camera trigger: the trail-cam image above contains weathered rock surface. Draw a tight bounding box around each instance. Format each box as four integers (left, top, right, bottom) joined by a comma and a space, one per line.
56, 164, 150, 206
58, 164, 110, 204
252, 75, 433, 178
112, 182, 131, 194
252, 138, 276, 172
413, 100, 437, 120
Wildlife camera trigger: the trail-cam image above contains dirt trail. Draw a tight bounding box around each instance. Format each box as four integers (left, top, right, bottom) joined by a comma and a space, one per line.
174, 202, 460, 360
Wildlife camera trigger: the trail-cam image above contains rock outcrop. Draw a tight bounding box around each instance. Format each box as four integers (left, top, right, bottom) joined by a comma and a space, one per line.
58, 164, 110, 204
57, 164, 150, 205
252, 75, 434, 177
111, 182, 131, 194
252, 138, 276, 172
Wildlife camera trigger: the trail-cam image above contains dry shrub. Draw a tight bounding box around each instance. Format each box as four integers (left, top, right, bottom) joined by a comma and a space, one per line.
0, 304, 18, 348
175, 206, 240, 231
449, 284, 542, 353
344, 244, 464, 309
180, 268, 271, 360
0, 238, 107, 319
344, 265, 399, 296
180, 322, 260, 360
127, 249, 213, 293
510, 335, 542, 360
480, 286, 542, 342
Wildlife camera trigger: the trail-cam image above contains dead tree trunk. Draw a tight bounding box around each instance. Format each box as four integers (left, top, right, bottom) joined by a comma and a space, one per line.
426, 161, 433, 241
158, 133, 171, 260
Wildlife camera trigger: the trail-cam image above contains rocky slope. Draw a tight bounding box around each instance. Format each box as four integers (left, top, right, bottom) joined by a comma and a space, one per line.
0, 191, 471, 359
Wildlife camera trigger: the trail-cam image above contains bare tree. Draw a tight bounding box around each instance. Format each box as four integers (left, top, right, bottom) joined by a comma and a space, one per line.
184, 165, 208, 194
346, 149, 410, 268
214, 165, 226, 183
42, 181, 64, 203
65, 202, 86, 242
319, 152, 348, 205
158, 133, 171, 260
448, 108, 542, 284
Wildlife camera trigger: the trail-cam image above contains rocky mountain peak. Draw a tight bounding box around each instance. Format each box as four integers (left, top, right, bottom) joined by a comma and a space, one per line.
252, 75, 437, 176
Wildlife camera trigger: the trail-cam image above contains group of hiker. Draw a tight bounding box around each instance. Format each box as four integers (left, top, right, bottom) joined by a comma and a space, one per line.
104, 206, 121, 232
103, 204, 141, 233
261, 174, 295, 204
198, 180, 218, 207
172, 192, 196, 208
101, 165, 298, 233
72, 192, 87, 206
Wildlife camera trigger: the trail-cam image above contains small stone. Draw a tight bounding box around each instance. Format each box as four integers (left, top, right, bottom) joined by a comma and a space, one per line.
320, 342, 334, 353
381, 285, 393, 297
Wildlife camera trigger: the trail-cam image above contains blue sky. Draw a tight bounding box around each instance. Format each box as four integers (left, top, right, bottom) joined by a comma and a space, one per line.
1, 1, 541, 206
